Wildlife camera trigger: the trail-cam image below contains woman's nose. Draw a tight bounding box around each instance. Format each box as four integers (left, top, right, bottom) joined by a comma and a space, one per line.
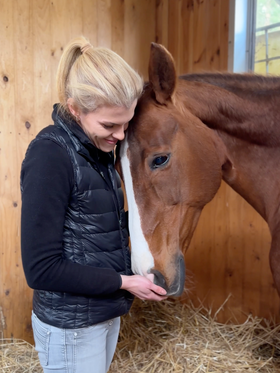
113, 125, 125, 141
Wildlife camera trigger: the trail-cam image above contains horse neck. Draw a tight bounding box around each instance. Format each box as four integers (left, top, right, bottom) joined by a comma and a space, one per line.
177, 76, 280, 229
178, 75, 280, 146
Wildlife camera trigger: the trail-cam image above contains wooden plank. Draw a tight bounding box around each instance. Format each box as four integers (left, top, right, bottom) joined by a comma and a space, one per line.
68, 0, 84, 40
50, 0, 71, 105
97, 0, 112, 48
111, 0, 125, 56
219, 0, 230, 71
180, 0, 194, 74
124, 0, 156, 79
206, 0, 221, 71
191, 0, 208, 72
124, 0, 139, 70
167, 0, 181, 71
33, 0, 52, 135
155, 0, 169, 48
82, 0, 98, 45
224, 189, 248, 322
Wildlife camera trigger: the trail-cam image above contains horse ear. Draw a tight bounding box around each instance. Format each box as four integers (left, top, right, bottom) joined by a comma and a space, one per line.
148, 43, 176, 104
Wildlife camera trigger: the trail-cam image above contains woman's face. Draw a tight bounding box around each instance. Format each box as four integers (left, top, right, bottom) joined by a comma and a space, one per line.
68, 100, 137, 152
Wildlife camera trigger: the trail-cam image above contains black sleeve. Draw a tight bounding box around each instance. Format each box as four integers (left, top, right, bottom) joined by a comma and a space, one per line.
21, 139, 122, 295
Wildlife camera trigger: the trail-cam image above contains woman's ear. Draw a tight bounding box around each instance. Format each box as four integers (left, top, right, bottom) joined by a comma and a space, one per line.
67, 98, 80, 118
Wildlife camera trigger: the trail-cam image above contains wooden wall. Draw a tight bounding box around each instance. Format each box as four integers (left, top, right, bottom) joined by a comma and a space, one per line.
1, 0, 279, 344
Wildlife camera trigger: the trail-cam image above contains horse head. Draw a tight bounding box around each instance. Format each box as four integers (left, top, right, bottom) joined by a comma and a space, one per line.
117, 43, 227, 296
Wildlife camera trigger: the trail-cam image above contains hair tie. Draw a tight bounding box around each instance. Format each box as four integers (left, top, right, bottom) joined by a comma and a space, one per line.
81, 43, 92, 54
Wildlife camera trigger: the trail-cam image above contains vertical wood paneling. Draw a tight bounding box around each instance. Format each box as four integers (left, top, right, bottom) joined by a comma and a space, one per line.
33, 0, 52, 134
192, 0, 208, 71
50, 0, 71, 105
219, 0, 230, 70
206, 0, 220, 70
180, 1, 194, 74
155, 0, 168, 47
124, 0, 156, 80
167, 0, 181, 69
111, 0, 125, 56
68, 0, 84, 39
97, 0, 112, 47
1, 0, 279, 344
82, 0, 98, 44
123, 0, 141, 70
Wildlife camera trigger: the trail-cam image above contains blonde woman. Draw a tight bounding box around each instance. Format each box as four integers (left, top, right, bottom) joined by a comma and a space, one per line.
20, 36, 167, 373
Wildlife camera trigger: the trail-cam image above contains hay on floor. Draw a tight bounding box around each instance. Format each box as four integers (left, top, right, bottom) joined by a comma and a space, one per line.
1, 298, 280, 373
109, 298, 280, 373
0, 337, 42, 373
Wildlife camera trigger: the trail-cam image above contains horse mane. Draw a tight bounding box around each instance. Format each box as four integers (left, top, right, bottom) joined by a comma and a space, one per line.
179, 73, 280, 100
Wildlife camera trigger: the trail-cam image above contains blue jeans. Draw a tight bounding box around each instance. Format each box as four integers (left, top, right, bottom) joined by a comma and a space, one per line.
31, 311, 120, 373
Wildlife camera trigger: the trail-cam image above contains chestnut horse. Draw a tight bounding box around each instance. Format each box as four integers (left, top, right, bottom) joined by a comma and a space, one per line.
116, 43, 280, 297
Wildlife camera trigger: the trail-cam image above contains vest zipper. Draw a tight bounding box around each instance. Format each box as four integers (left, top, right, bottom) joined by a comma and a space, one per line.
108, 165, 129, 273
89, 161, 128, 273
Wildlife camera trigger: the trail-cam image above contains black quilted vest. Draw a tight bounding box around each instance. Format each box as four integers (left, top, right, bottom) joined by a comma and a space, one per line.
31, 110, 133, 328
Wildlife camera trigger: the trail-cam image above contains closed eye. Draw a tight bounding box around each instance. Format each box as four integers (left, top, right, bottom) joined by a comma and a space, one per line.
101, 124, 114, 129
150, 154, 170, 169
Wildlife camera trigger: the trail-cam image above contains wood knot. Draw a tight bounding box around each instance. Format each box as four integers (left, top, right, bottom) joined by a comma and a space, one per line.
25, 121, 31, 129
226, 268, 233, 277
187, 0, 194, 9
3, 76, 8, 82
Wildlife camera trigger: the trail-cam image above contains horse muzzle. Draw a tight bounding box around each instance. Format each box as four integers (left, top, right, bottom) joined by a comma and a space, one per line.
149, 255, 185, 296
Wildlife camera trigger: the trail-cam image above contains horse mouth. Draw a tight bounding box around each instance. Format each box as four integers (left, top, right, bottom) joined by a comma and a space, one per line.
149, 255, 185, 297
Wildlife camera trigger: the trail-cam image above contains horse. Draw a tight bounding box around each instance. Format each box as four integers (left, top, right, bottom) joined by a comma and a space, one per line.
116, 42, 280, 298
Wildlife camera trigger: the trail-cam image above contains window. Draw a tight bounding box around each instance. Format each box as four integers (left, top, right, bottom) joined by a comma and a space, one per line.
228, 0, 280, 74
254, 0, 280, 74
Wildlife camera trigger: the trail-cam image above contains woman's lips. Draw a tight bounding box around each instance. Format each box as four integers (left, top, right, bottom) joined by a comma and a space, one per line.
105, 139, 117, 145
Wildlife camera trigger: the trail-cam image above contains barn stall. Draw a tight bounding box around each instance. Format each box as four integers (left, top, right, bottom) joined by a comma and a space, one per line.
0, 0, 279, 370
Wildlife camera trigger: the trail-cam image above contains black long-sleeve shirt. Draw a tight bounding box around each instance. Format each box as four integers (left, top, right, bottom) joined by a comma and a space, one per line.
21, 138, 122, 296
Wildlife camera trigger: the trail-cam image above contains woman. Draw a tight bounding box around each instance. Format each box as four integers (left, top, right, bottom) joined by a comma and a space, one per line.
20, 36, 167, 373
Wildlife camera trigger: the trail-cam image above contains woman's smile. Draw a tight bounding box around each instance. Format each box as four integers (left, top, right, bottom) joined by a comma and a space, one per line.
68, 99, 137, 152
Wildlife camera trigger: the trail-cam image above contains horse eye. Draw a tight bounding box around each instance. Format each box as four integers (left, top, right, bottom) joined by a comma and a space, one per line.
151, 155, 170, 169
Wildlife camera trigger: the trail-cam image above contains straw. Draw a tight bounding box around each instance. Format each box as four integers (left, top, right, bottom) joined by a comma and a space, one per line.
1, 298, 280, 373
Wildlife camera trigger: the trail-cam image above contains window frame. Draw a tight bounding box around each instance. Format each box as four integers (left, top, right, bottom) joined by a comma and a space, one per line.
228, 0, 280, 73
228, 0, 256, 73
254, 21, 280, 73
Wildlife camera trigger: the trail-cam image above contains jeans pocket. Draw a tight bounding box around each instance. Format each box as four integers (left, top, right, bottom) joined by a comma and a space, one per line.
32, 312, 51, 366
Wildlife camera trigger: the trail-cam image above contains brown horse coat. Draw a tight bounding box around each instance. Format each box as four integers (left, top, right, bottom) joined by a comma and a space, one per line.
117, 43, 280, 298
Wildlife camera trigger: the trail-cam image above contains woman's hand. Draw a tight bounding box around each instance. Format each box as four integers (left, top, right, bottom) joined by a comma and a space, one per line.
120, 275, 168, 301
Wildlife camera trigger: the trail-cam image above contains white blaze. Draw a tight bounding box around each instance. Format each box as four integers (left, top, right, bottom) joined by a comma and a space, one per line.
120, 138, 154, 277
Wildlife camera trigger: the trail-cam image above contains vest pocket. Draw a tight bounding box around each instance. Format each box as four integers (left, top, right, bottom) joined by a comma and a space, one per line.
31, 312, 51, 366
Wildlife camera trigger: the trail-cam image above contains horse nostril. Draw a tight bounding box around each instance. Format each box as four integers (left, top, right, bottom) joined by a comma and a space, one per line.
148, 255, 185, 296
149, 269, 168, 291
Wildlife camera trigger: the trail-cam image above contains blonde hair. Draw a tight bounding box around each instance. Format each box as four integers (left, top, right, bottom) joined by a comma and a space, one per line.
56, 36, 143, 114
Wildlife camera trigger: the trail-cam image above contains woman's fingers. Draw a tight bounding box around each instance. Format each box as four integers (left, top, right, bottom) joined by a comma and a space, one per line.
120, 275, 167, 301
